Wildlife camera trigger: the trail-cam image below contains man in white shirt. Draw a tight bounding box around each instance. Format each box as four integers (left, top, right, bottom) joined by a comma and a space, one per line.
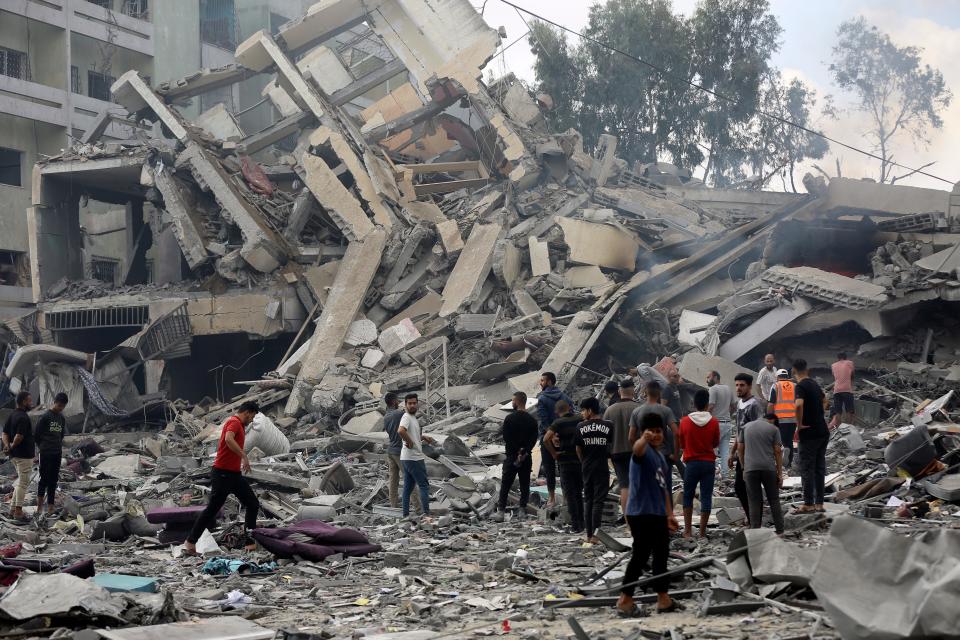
755, 353, 777, 411
398, 393, 435, 518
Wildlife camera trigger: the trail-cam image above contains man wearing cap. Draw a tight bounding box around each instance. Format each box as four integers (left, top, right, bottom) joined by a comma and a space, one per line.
767, 369, 797, 468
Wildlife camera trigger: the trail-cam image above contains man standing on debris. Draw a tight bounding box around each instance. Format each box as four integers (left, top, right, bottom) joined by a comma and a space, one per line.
35, 392, 68, 516
536, 372, 572, 508
728, 373, 761, 523
576, 397, 612, 544
602, 380, 621, 412
662, 370, 685, 421
740, 413, 785, 534
629, 382, 678, 493
830, 352, 856, 427
185, 400, 261, 554
616, 412, 680, 617
383, 392, 415, 511
2, 391, 34, 521
768, 369, 797, 468
793, 359, 830, 514
498, 391, 540, 518
706, 371, 734, 479
677, 389, 719, 538
544, 400, 584, 533
756, 353, 778, 411
399, 393, 435, 519
604, 379, 640, 525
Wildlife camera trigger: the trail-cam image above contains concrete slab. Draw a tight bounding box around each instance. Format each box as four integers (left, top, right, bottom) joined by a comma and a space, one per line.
563, 265, 609, 288
436, 219, 464, 256
235, 30, 326, 119
152, 166, 209, 269
678, 309, 716, 347
382, 291, 443, 330
528, 237, 550, 277
825, 177, 949, 218
761, 266, 888, 309
300, 152, 375, 241
556, 217, 638, 271
194, 103, 243, 140
679, 352, 756, 391
493, 239, 522, 287
718, 297, 813, 362
111, 70, 189, 142
439, 223, 502, 317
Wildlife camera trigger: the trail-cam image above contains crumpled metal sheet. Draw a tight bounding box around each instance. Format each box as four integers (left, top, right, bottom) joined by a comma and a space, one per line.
811, 515, 960, 639
0, 573, 124, 621
728, 528, 818, 586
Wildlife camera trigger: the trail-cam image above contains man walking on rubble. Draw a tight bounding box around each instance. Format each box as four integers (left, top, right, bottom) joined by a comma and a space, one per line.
498, 391, 540, 518
630, 382, 678, 493
2, 391, 34, 521
830, 352, 856, 428
536, 372, 572, 508
756, 353, 778, 412
707, 371, 734, 479
740, 413, 785, 534
383, 392, 417, 511
728, 373, 761, 524
616, 412, 680, 618
185, 400, 261, 554
677, 389, 719, 539
544, 400, 584, 533
768, 369, 797, 468
604, 379, 640, 526
399, 393, 435, 519
35, 392, 68, 516
576, 397, 612, 544
793, 359, 829, 514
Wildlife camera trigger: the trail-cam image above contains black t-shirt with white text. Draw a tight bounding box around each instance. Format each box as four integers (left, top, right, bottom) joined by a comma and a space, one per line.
575, 418, 612, 467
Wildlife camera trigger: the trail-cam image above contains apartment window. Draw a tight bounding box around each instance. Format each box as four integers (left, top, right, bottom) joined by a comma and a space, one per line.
90, 257, 120, 285
0, 148, 22, 187
88, 70, 115, 101
200, 0, 237, 50
71, 66, 82, 94
121, 0, 149, 20
0, 47, 30, 81
87, 0, 112, 8
143, 259, 154, 284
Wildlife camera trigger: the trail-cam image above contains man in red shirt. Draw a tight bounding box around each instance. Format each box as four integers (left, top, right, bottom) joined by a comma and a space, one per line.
676, 389, 720, 539
184, 401, 261, 554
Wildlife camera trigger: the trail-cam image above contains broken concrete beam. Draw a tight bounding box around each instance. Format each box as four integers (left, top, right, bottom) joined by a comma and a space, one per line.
556, 217, 638, 271
590, 134, 618, 186
382, 365, 425, 392
194, 103, 244, 140
436, 219, 464, 257
528, 237, 551, 277
493, 239, 522, 287
678, 352, 756, 391
297, 45, 353, 95
152, 166, 210, 269
283, 188, 316, 244
382, 290, 444, 330
177, 142, 287, 273
238, 111, 314, 156
384, 225, 432, 292
380, 255, 434, 311
235, 30, 326, 119
299, 152, 375, 242
439, 223, 502, 317
717, 297, 813, 362
539, 311, 598, 379
512, 289, 541, 317
825, 177, 949, 218
761, 266, 889, 309
286, 228, 387, 416
111, 70, 190, 142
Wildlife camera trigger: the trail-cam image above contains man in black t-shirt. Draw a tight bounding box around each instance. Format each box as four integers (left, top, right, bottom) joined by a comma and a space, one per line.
575, 397, 612, 543
35, 392, 68, 516
544, 400, 584, 533
2, 391, 35, 520
498, 391, 540, 517
792, 359, 829, 513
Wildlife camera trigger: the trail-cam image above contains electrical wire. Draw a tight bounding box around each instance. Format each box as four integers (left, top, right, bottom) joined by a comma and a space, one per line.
498, 0, 956, 186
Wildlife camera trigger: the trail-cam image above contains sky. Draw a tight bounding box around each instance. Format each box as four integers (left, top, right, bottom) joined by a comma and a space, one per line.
474, 0, 960, 191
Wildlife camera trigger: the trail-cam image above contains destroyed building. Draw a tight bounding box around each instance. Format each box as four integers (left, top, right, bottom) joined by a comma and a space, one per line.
5, 0, 960, 639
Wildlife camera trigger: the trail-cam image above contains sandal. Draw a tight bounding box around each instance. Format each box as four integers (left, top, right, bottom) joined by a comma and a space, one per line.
791, 506, 817, 514
656, 600, 683, 614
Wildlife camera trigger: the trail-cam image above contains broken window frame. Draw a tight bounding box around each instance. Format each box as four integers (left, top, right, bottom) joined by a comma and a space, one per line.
90, 256, 121, 285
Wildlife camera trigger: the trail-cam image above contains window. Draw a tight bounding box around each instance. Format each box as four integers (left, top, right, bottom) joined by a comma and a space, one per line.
88, 70, 115, 101
200, 0, 237, 50
121, 0, 149, 20
90, 257, 120, 285
71, 66, 82, 94
87, 0, 112, 8
0, 147, 22, 187
143, 259, 154, 283
0, 47, 30, 81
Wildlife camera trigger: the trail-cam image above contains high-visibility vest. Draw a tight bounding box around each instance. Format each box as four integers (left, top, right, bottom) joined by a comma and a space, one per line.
772, 380, 796, 422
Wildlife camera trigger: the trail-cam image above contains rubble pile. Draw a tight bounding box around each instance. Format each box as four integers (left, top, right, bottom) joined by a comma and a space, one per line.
5, 0, 960, 638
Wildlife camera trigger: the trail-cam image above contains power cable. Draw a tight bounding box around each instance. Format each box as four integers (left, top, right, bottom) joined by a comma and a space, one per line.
498, 0, 956, 186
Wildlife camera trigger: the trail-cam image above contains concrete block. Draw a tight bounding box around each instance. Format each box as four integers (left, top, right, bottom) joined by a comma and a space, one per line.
194, 103, 244, 140
360, 346, 386, 370
678, 352, 756, 392
235, 30, 326, 119
563, 265, 609, 288
528, 237, 550, 277
436, 219, 464, 256
826, 177, 949, 218
345, 319, 378, 346
300, 152, 374, 241
297, 45, 353, 95
590, 134, 618, 186
493, 239, 522, 287
378, 318, 421, 356
556, 217, 638, 271
111, 70, 189, 142
439, 223, 502, 317
343, 411, 383, 435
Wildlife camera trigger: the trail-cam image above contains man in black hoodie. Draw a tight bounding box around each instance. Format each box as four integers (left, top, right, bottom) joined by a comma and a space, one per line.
536, 372, 572, 507
35, 392, 68, 516
498, 391, 540, 517
544, 400, 584, 533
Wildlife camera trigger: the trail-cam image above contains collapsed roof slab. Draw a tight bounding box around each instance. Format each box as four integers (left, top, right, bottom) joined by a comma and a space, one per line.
177, 142, 287, 273
111, 71, 189, 143
762, 266, 889, 310
235, 31, 326, 120
825, 177, 950, 218
717, 297, 813, 362
151, 166, 210, 269
439, 223, 502, 317
299, 153, 375, 242
286, 228, 388, 416
556, 217, 639, 271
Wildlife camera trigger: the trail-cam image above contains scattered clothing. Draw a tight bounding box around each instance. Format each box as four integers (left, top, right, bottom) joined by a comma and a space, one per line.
252, 520, 382, 562
202, 557, 278, 575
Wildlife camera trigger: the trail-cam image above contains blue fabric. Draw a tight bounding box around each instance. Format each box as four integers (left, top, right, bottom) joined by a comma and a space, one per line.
683, 459, 715, 512
626, 446, 669, 517
202, 557, 277, 575
401, 459, 430, 516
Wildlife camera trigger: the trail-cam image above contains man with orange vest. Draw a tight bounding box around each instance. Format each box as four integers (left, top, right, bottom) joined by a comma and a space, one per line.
767, 369, 797, 468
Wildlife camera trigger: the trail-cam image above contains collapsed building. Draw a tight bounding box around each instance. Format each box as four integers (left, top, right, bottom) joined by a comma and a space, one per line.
5, 0, 960, 638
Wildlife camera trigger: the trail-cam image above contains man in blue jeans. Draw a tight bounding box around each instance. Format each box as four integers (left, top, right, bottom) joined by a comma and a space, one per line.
398, 393, 435, 518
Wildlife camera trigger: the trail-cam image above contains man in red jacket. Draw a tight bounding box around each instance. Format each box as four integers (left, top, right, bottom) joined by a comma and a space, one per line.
184, 401, 261, 554
677, 389, 720, 538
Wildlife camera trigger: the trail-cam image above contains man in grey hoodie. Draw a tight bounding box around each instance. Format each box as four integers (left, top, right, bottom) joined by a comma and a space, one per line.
536, 372, 572, 507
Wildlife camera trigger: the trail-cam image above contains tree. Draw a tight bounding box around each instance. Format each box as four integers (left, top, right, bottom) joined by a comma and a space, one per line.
748, 71, 830, 192
829, 17, 952, 183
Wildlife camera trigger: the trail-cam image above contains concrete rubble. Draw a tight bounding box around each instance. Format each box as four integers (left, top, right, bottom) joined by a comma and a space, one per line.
5, 1, 960, 639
